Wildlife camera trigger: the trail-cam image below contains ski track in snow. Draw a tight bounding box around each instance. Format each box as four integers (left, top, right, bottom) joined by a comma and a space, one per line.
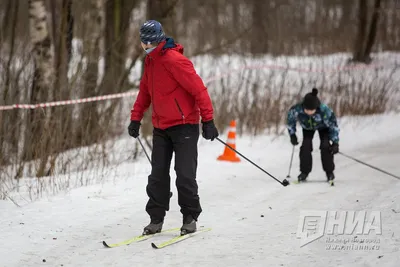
1, 113, 400, 267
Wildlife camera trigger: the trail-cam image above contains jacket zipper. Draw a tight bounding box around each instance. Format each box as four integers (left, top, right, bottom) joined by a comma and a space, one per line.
174, 98, 186, 124
149, 56, 160, 128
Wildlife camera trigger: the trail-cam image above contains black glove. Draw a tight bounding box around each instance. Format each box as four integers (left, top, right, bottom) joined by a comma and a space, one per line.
128, 120, 141, 138
202, 120, 219, 141
290, 134, 298, 146
331, 143, 339, 154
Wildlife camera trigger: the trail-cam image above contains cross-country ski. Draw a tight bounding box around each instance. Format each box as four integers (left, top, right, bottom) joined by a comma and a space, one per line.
151, 228, 212, 249
102, 227, 180, 248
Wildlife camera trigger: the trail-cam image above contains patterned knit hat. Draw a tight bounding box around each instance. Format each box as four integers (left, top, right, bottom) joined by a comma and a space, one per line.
303, 88, 321, 110
139, 20, 166, 45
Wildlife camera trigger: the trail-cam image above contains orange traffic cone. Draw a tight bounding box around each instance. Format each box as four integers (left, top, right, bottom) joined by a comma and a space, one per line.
217, 120, 241, 162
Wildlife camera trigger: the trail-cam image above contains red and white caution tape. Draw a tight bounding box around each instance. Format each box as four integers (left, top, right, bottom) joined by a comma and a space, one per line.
0, 91, 138, 111
0, 61, 393, 111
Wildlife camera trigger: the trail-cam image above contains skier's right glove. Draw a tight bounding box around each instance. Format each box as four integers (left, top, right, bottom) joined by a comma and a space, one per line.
330, 143, 339, 154
128, 120, 141, 138
290, 134, 298, 146
202, 120, 219, 141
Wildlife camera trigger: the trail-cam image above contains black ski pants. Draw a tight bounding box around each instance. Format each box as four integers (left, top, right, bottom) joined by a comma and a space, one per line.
146, 124, 202, 222
300, 128, 334, 174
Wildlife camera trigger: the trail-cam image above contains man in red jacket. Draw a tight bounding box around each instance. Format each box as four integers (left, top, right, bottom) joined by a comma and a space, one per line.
128, 20, 219, 235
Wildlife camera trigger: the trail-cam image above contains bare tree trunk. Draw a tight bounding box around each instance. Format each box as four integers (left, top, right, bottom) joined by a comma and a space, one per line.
146, 0, 178, 37
46, 0, 74, 175
1, 0, 18, 104
0, 0, 19, 166
0, 0, 13, 52
250, 0, 268, 54
75, 0, 104, 146
53, 0, 73, 135
102, 0, 140, 93
23, 0, 54, 176
363, 0, 381, 62
338, 0, 354, 52
352, 0, 381, 63
99, 0, 140, 132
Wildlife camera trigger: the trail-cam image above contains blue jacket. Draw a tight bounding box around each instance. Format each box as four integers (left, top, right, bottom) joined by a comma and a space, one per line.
286, 103, 339, 143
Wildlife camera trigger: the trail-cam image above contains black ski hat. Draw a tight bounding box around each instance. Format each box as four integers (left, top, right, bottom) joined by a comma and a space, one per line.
303, 88, 320, 110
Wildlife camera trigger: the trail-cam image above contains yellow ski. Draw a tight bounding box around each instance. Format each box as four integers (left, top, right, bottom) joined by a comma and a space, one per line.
102, 227, 179, 248
292, 180, 334, 186
151, 227, 212, 249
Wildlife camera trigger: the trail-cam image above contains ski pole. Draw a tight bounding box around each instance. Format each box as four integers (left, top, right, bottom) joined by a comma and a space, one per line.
137, 137, 173, 198
286, 145, 295, 178
216, 137, 289, 186
339, 152, 400, 180
137, 137, 151, 164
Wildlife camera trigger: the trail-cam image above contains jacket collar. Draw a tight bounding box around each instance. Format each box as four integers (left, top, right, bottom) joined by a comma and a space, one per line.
146, 38, 183, 60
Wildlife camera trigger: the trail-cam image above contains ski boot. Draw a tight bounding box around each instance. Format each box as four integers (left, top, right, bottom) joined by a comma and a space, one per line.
142, 219, 163, 235
326, 172, 335, 186
180, 215, 196, 236
298, 172, 308, 182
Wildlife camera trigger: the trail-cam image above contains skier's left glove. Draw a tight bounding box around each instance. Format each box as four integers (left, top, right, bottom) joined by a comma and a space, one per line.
290, 134, 299, 146
202, 120, 219, 141
330, 143, 339, 154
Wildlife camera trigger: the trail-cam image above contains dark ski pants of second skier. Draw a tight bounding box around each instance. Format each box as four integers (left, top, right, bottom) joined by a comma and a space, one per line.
300, 128, 334, 175
146, 124, 202, 222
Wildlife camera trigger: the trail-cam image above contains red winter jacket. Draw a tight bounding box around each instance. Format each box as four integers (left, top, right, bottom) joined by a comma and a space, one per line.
130, 38, 214, 130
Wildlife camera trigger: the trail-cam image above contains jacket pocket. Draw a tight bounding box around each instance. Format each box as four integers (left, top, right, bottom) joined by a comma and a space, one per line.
174, 98, 186, 123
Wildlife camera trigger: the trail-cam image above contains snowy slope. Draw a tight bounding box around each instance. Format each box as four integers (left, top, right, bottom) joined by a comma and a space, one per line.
1, 113, 400, 267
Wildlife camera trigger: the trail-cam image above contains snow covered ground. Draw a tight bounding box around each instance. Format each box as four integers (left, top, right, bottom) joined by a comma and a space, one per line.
1, 112, 400, 267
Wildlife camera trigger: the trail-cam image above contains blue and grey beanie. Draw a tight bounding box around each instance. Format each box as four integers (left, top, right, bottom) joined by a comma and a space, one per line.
139, 20, 166, 45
